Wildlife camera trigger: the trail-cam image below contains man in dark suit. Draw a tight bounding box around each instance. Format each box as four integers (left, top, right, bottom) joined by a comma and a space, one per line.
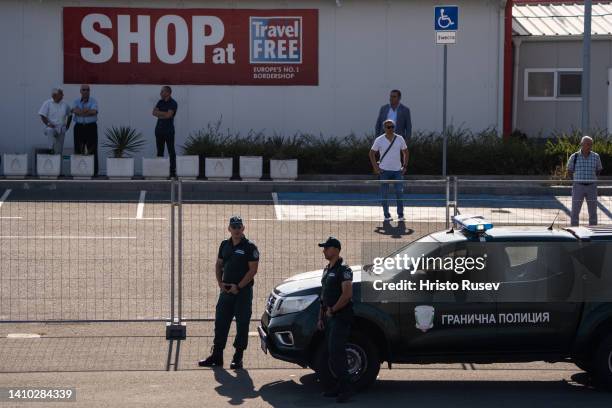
375, 89, 412, 140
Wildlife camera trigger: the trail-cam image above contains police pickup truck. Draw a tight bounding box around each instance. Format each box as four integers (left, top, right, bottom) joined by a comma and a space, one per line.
258, 216, 612, 390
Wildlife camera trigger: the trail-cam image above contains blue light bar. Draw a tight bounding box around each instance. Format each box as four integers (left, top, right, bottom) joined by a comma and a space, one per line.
452, 215, 493, 234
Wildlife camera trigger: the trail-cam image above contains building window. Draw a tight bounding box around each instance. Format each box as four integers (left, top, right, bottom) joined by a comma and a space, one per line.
527, 71, 555, 98
558, 71, 582, 97
524, 69, 582, 101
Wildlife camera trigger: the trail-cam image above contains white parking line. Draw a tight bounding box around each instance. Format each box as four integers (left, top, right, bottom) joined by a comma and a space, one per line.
0, 216, 23, 220
0, 236, 137, 240
272, 192, 282, 221
109, 217, 166, 221
0, 189, 11, 209
136, 190, 146, 219
7, 333, 41, 338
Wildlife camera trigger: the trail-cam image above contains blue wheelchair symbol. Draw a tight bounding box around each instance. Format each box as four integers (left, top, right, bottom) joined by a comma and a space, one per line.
435, 6, 458, 31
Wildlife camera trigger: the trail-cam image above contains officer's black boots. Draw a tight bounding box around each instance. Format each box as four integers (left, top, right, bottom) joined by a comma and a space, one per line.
335, 381, 353, 403
198, 347, 224, 367
322, 387, 339, 398
230, 349, 244, 370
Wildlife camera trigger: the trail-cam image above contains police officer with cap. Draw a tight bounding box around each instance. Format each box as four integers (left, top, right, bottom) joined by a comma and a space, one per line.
199, 216, 259, 369
317, 237, 354, 403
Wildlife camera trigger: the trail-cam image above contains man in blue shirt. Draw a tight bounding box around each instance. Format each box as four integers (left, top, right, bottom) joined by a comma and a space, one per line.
567, 135, 603, 226
72, 85, 99, 175
152, 86, 178, 177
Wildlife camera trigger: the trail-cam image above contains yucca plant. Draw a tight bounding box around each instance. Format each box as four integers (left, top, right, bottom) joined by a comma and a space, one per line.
103, 126, 146, 158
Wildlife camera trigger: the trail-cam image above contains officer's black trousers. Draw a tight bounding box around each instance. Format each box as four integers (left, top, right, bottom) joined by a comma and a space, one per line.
325, 313, 352, 384
213, 287, 253, 351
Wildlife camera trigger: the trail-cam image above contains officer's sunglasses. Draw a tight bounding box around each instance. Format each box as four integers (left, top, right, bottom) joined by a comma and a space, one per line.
385, 125, 395, 129
229, 224, 242, 229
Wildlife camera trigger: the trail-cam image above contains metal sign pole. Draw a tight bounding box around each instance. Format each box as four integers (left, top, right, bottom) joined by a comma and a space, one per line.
443, 43, 448, 177
581, 0, 592, 134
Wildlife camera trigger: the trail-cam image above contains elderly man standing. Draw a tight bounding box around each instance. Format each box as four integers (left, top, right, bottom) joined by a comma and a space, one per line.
72, 85, 99, 175
38, 88, 72, 154
568, 135, 603, 226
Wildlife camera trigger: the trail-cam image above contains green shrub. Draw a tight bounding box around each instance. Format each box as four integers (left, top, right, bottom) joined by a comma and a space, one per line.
181, 121, 612, 175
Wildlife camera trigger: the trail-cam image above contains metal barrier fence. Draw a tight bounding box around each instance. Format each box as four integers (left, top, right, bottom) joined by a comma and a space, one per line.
0, 180, 172, 322
179, 179, 449, 320
1, 177, 611, 323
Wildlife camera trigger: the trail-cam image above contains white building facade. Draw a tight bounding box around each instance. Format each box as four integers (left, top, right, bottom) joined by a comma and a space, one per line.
0, 0, 507, 174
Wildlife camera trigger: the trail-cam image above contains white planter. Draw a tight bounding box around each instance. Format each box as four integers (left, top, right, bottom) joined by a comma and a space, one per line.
70, 155, 94, 179
176, 155, 199, 179
37, 154, 61, 178
2, 154, 28, 178
239, 156, 263, 181
270, 159, 298, 180
143, 157, 170, 179
205, 157, 233, 180
106, 158, 134, 179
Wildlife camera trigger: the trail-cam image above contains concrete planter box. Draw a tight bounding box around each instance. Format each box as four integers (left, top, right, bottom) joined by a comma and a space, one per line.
106, 158, 134, 179
205, 157, 232, 180
270, 159, 298, 180
70, 155, 94, 179
2, 154, 28, 178
143, 157, 170, 179
239, 156, 263, 181
37, 154, 61, 178
177, 155, 199, 179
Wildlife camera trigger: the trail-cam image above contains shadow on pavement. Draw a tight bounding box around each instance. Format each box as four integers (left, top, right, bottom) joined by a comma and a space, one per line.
374, 220, 414, 239
212, 371, 611, 408
213, 368, 259, 405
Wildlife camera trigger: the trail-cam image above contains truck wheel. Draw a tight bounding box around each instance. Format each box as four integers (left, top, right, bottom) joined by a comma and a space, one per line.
314, 330, 381, 391
592, 333, 612, 390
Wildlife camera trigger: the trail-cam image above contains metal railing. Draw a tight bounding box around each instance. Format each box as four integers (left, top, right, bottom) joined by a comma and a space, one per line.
1, 177, 611, 324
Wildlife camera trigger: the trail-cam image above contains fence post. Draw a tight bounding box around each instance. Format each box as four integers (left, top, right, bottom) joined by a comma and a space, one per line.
453, 176, 458, 217
170, 179, 175, 322
445, 176, 450, 229
177, 179, 183, 324
166, 179, 186, 339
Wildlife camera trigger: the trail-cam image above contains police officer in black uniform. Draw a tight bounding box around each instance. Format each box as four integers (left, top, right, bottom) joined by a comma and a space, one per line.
199, 216, 259, 369
317, 237, 354, 403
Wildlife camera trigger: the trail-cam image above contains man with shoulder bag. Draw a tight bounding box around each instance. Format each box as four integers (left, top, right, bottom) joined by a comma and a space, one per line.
368, 119, 409, 222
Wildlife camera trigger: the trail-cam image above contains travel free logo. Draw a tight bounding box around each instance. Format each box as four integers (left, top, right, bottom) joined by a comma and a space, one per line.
250, 16, 302, 63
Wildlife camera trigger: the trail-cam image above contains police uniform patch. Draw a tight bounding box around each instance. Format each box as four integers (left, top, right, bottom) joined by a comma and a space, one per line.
343, 269, 353, 280
252, 249, 259, 260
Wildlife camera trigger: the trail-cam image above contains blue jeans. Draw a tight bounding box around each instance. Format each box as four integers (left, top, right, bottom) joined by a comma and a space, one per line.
380, 170, 404, 218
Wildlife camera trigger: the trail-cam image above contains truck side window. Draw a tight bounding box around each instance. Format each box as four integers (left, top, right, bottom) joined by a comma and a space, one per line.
501, 245, 544, 282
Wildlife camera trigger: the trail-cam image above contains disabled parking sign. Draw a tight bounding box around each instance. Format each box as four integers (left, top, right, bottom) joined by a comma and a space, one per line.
434, 5, 458, 44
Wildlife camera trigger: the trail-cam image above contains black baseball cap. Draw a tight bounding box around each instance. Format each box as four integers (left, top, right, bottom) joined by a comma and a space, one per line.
318, 236, 341, 250
229, 216, 243, 226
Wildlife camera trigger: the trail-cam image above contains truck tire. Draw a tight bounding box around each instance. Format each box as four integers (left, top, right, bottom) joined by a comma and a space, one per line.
314, 330, 381, 391
592, 333, 612, 390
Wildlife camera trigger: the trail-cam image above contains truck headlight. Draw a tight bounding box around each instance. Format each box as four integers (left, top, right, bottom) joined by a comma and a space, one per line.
271, 294, 319, 317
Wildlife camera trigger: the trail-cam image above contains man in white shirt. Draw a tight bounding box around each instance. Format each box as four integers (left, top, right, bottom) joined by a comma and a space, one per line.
369, 119, 409, 221
38, 88, 72, 154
